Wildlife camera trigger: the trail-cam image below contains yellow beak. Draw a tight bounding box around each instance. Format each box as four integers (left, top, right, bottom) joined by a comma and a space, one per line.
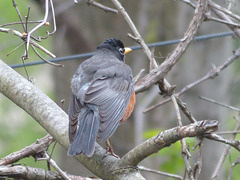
124, 47, 132, 55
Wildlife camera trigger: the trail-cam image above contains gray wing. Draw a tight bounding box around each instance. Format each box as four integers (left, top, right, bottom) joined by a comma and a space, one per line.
83, 66, 133, 141
68, 94, 82, 143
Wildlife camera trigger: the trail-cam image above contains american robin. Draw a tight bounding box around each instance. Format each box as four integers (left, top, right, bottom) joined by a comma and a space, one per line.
68, 38, 135, 157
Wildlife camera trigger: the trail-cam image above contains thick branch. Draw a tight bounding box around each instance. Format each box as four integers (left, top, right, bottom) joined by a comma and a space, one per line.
0, 165, 95, 180
0, 165, 62, 180
118, 120, 218, 167
134, 0, 207, 93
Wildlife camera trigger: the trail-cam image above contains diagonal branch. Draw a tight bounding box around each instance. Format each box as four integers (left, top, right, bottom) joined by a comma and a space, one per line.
0, 134, 54, 166
134, 0, 208, 93
12, 0, 26, 31
118, 120, 218, 167
85, 0, 118, 14
211, 117, 240, 180
138, 166, 183, 180
112, 0, 158, 68
199, 96, 240, 112
204, 133, 240, 151
144, 47, 240, 113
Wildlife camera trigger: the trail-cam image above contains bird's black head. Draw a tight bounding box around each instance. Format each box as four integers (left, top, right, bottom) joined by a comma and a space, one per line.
97, 38, 127, 61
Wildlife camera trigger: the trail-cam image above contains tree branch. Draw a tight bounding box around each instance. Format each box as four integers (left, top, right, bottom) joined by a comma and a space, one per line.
0, 165, 62, 180
138, 166, 183, 180
144, 47, 240, 113
211, 117, 240, 180
111, 0, 158, 69
199, 96, 240, 112
205, 133, 240, 151
37, 152, 71, 180
0, 165, 95, 180
85, 0, 118, 14
118, 120, 218, 167
0, 134, 54, 166
134, 0, 208, 93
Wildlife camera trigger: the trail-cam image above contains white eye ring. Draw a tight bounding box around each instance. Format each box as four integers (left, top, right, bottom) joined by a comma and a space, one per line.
119, 48, 124, 55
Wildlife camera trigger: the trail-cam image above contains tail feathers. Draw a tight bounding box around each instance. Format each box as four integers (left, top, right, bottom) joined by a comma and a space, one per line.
68, 108, 100, 157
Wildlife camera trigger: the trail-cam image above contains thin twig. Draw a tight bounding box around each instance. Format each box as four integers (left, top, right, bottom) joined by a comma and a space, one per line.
0, 20, 43, 27
228, 156, 240, 180
0, 27, 10, 33
205, 133, 240, 152
85, 0, 118, 14
37, 152, 71, 180
144, 47, 240, 113
36, 0, 57, 40
12, 0, 26, 31
206, 15, 240, 28
133, 69, 145, 84
179, 0, 196, 8
211, 116, 240, 180
111, 0, 157, 69
167, 82, 194, 179
24, 0, 49, 59
193, 138, 203, 180
199, 96, 240, 112
30, 39, 56, 58
6, 42, 25, 57
31, 44, 62, 67
138, 166, 183, 180
209, 1, 240, 38
21, 58, 30, 81
171, 94, 182, 126
25, 7, 31, 33
215, 131, 240, 135
176, 97, 197, 123
3, 27, 56, 59
180, 0, 240, 29
209, 0, 240, 22
48, 0, 56, 36
149, 46, 157, 70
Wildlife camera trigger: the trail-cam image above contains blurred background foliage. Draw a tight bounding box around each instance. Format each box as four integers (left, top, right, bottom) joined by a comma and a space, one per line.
0, 0, 240, 179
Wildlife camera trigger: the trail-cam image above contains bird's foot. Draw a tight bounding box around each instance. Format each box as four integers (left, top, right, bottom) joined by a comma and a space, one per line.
104, 146, 120, 159
104, 139, 120, 159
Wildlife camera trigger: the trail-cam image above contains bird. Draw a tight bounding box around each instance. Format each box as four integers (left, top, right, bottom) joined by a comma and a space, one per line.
68, 38, 135, 157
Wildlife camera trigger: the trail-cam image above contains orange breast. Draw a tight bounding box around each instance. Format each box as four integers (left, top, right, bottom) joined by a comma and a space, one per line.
120, 91, 136, 123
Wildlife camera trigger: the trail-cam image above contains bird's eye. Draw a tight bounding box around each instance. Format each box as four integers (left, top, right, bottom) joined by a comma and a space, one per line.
119, 48, 124, 55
